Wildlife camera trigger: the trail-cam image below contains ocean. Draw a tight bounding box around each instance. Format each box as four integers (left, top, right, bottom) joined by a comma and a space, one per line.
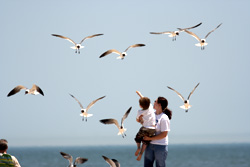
8, 143, 250, 167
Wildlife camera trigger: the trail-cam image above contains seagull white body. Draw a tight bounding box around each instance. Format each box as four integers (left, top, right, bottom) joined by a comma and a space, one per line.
102, 155, 120, 167
99, 44, 145, 60
180, 23, 222, 50
100, 107, 132, 138
69, 94, 105, 121
60, 152, 88, 167
150, 22, 202, 41
167, 83, 200, 112
7, 84, 44, 97
52, 33, 103, 54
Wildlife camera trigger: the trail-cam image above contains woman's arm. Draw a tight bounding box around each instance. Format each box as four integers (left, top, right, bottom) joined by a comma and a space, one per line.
144, 131, 168, 141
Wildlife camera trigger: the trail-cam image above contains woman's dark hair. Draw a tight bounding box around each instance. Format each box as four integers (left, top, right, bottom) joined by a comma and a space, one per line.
157, 96, 172, 120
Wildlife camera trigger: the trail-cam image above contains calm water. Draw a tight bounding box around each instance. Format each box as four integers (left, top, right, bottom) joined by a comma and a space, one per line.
8, 143, 250, 167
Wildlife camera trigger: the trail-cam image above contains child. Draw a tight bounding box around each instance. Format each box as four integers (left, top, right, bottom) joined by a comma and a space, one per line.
134, 91, 156, 161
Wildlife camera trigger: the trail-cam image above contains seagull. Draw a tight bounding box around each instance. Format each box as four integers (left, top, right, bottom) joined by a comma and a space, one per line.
69, 94, 105, 121
7, 84, 44, 97
100, 106, 132, 138
102, 155, 120, 167
167, 83, 200, 112
150, 22, 202, 41
51, 33, 103, 54
179, 23, 222, 50
60, 152, 88, 167
99, 44, 145, 60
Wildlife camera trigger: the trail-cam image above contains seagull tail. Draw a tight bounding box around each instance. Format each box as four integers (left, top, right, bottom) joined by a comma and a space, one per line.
80, 113, 93, 117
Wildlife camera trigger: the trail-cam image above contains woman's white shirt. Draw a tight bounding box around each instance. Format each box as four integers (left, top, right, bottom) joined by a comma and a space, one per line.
151, 112, 170, 145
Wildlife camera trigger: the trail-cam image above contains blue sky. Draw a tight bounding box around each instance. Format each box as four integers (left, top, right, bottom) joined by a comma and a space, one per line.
1, 0, 250, 146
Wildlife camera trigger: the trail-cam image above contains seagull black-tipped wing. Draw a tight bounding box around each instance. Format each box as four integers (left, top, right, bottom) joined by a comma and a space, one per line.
112, 159, 120, 167
150, 31, 172, 35
80, 33, 104, 44
69, 94, 84, 109
60, 152, 73, 165
178, 22, 202, 31
102, 155, 116, 167
187, 83, 200, 100
51, 34, 76, 45
205, 23, 222, 39
32, 84, 44, 96
74, 157, 88, 165
167, 86, 185, 101
99, 49, 122, 58
121, 107, 132, 127
86, 96, 106, 112
124, 44, 145, 52
7, 85, 26, 97
100, 119, 120, 129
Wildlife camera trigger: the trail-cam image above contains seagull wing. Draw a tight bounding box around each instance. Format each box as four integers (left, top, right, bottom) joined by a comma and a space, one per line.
86, 96, 106, 112
69, 94, 84, 109
112, 159, 120, 167
178, 22, 202, 31
182, 29, 201, 42
99, 49, 122, 58
100, 119, 120, 130
60, 152, 73, 166
51, 34, 76, 45
74, 157, 88, 165
31, 84, 44, 96
167, 86, 185, 101
187, 83, 200, 100
150, 31, 172, 35
7, 85, 27, 97
124, 44, 145, 52
205, 23, 222, 39
102, 156, 116, 167
80, 33, 104, 44
121, 107, 132, 127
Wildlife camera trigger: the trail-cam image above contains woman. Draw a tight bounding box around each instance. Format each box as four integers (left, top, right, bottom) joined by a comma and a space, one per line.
143, 96, 172, 167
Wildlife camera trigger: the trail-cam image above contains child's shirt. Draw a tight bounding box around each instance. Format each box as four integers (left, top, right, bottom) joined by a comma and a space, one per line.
136, 104, 156, 129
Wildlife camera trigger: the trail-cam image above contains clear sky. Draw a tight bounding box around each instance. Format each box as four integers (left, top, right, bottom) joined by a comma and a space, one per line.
1, 0, 250, 147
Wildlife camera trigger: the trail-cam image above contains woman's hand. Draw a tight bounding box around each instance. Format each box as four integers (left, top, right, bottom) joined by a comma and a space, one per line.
144, 136, 151, 141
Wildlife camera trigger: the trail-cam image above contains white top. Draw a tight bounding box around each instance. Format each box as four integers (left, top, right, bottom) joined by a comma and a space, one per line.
151, 112, 170, 145
136, 104, 156, 129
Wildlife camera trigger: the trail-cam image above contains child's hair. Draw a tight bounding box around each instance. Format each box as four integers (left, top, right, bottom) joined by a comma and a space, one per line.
0, 139, 8, 151
139, 97, 151, 110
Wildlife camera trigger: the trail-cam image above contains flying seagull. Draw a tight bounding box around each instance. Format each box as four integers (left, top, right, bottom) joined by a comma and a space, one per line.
99, 44, 145, 60
150, 22, 202, 41
60, 152, 88, 167
51, 33, 103, 54
102, 155, 120, 167
100, 106, 132, 138
179, 23, 222, 50
69, 94, 105, 121
167, 83, 200, 112
7, 84, 44, 97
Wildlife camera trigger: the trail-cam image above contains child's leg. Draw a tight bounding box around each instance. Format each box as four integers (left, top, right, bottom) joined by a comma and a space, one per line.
135, 142, 141, 156
136, 143, 147, 161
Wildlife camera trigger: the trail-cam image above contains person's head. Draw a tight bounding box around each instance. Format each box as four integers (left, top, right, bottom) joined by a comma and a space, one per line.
154, 96, 172, 120
139, 97, 150, 110
0, 139, 8, 153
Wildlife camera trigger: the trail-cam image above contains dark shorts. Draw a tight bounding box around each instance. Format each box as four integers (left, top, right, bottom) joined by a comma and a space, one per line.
134, 127, 156, 145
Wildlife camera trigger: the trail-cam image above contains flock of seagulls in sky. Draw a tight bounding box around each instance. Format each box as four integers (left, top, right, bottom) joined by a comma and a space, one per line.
6, 21, 223, 166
